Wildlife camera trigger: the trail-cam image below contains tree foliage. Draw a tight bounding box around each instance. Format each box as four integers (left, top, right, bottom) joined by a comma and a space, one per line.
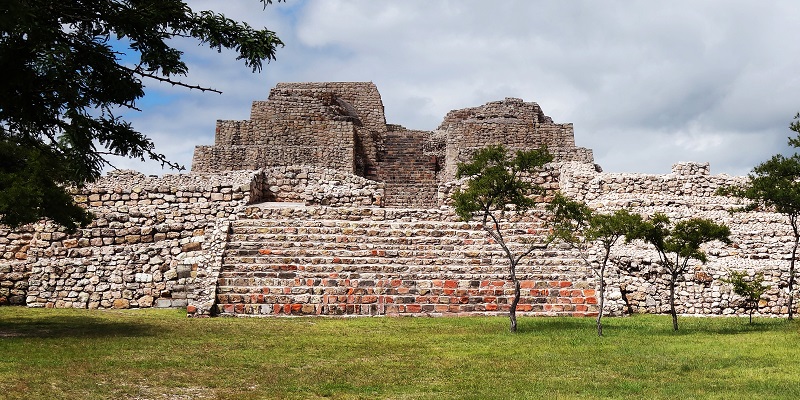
0, 0, 284, 231
452, 144, 553, 332
721, 271, 768, 324
630, 214, 731, 330
718, 113, 800, 320
548, 193, 642, 336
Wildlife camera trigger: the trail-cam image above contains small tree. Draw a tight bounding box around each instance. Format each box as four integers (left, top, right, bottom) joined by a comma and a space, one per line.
722, 271, 768, 324
452, 144, 553, 333
548, 194, 642, 336
630, 213, 731, 331
718, 113, 800, 320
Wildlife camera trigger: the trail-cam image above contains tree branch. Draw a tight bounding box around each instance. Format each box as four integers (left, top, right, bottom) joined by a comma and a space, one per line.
120, 66, 223, 94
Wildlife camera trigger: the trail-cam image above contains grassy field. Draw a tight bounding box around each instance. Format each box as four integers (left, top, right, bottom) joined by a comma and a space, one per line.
0, 307, 798, 399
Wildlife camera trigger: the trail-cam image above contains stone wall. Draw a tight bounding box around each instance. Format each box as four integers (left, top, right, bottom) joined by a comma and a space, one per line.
192, 117, 356, 175
260, 165, 384, 207
553, 161, 790, 317
0, 226, 33, 305
2, 161, 797, 319
193, 82, 387, 179
13, 170, 258, 309
192, 83, 596, 209
437, 97, 594, 181
558, 161, 743, 202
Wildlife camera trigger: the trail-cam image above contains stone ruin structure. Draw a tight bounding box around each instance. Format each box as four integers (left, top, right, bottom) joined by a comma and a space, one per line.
0, 82, 794, 320
191, 82, 593, 208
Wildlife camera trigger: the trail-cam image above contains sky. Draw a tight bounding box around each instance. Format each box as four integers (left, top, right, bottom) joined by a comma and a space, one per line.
111, 0, 800, 177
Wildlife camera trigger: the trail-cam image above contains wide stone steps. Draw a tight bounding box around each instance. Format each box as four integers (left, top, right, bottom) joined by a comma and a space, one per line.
215, 213, 596, 317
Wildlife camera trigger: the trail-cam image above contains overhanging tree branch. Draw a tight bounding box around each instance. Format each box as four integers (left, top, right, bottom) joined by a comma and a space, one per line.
0, 1, 285, 230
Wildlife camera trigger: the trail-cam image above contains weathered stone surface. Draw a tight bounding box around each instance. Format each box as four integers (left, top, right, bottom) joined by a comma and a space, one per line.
0, 82, 795, 320
113, 299, 130, 309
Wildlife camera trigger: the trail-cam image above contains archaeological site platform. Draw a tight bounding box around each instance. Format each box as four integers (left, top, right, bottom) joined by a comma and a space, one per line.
0, 82, 793, 319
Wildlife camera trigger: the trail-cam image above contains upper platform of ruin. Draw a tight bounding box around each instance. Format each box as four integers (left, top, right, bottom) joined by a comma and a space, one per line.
191, 82, 595, 207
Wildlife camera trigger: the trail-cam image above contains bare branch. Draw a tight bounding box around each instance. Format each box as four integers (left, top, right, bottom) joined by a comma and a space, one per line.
120, 66, 223, 94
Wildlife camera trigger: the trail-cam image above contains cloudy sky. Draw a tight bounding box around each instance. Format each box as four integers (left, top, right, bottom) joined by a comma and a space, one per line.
112, 0, 800, 177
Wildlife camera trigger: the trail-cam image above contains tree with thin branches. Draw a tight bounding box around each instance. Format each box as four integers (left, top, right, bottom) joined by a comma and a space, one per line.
722, 270, 768, 324
452, 145, 553, 332
718, 113, 800, 320
629, 214, 731, 330
548, 194, 642, 336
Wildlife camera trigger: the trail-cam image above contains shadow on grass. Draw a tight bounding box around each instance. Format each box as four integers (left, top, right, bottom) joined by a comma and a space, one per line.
0, 315, 157, 339
514, 317, 594, 334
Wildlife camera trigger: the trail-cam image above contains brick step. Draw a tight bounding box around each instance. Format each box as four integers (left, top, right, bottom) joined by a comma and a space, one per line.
218, 257, 585, 272
218, 256, 578, 272
231, 217, 469, 226
212, 302, 589, 317
222, 240, 515, 252
217, 264, 586, 276
225, 232, 497, 245
215, 271, 588, 286
214, 286, 596, 317
221, 252, 538, 264
226, 232, 545, 244
216, 282, 589, 297
220, 249, 553, 264
216, 269, 514, 282
231, 224, 546, 238
216, 285, 521, 298
211, 302, 503, 317
226, 227, 545, 239
216, 273, 586, 287
229, 218, 546, 231
222, 248, 505, 261
223, 241, 552, 254
215, 291, 579, 305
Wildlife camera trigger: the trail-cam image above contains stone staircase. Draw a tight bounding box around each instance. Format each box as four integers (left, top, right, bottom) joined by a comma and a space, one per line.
214, 205, 598, 317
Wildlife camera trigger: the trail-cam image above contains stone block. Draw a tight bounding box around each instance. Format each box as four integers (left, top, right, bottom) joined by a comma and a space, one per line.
112, 299, 130, 309
155, 299, 173, 308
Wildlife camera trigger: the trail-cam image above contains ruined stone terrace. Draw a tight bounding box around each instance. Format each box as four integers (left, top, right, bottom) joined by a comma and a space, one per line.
191, 82, 594, 208
2, 82, 795, 320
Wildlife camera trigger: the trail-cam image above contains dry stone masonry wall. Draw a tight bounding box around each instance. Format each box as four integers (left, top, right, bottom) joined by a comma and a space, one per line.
191, 83, 594, 208
1, 81, 794, 320
13, 170, 259, 310
0, 226, 33, 305
436, 97, 594, 181
261, 165, 384, 207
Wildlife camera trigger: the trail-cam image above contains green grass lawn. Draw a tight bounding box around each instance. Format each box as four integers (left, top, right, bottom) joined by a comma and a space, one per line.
0, 307, 798, 399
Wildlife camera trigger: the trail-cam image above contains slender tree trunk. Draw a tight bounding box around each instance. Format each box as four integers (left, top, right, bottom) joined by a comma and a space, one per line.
596, 268, 605, 337
789, 234, 797, 320
596, 246, 613, 337
669, 274, 679, 331
510, 278, 520, 333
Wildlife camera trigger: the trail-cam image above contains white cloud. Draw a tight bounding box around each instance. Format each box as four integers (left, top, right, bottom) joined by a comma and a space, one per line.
115, 0, 800, 177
